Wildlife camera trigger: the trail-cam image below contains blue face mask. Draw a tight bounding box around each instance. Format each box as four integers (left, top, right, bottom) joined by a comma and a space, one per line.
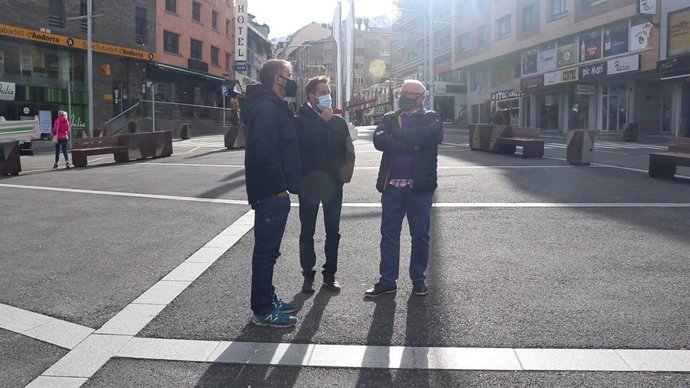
316, 94, 332, 110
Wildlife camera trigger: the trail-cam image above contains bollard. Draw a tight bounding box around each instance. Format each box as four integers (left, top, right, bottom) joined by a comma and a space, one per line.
567, 129, 595, 166
180, 123, 191, 140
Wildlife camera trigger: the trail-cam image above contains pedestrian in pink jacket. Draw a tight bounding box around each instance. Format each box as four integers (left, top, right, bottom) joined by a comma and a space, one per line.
52, 110, 71, 168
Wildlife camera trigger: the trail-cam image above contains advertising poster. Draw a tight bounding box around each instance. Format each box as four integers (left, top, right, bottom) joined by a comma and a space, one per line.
630, 22, 654, 51
580, 30, 602, 62
557, 38, 577, 67
668, 8, 690, 57
521, 49, 537, 76
603, 22, 629, 57
538, 42, 557, 73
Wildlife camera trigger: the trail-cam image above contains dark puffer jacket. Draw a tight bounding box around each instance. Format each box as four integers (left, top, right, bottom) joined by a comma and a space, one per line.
373, 109, 442, 193
242, 84, 301, 208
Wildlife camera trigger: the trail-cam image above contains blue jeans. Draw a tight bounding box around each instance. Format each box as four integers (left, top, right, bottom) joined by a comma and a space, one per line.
379, 186, 433, 287
298, 184, 343, 279
251, 194, 291, 315
54, 139, 69, 163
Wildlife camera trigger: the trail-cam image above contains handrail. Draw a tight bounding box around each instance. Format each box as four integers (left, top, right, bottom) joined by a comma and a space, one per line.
104, 102, 141, 125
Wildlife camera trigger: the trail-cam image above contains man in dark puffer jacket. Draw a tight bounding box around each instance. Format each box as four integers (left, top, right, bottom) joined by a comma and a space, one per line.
242, 59, 301, 328
365, 79, 442, 299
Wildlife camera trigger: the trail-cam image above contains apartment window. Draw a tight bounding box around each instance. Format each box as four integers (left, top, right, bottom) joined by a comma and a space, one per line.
163, 31, 179, 54
225, 52, 231, 72
355, 48, 364, 55
79, 0, 95, 32
49, 0, 64, 28
212, 11, 218, 30
226, 19, 231, 38
135, 7, 147, 45
496, 15, 511, 39
583, 0, 607, 9
522, 5, 536, 30
550, 0, 567, 20
190, 39, 203, 60
192, 2, 201, 22
457, 32, 470, 52
211, 46, 219, 66
165, 0, 176, 13
478, 25, 488, 46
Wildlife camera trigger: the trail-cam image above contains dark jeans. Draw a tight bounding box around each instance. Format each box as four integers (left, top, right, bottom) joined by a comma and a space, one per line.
251, 193, 291, 315
54, 139, 69, 163
379, 186, 434, 287
298, 184, 343, 280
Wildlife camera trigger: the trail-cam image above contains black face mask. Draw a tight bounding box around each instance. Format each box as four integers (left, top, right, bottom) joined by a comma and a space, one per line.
279, 75, 298, 98
399, 96, 418, 111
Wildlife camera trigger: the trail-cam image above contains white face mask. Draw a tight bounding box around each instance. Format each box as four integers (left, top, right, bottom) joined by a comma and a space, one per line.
316, 94, 332, 110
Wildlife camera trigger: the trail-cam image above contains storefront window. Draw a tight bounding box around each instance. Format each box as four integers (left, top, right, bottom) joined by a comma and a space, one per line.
580, 29, 601, 62
539, 94, 560, 130
603, 21, 628, 57
569, 90, 590, 129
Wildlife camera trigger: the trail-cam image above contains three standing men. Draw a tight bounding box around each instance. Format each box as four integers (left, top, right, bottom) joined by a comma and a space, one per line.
294, 76, 355, 294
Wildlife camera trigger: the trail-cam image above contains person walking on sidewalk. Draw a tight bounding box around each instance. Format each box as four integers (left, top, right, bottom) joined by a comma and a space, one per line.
294, 76, 355, 294
52, 110, 71, 169
365, 80, 443, 298
242, 59, 301, 328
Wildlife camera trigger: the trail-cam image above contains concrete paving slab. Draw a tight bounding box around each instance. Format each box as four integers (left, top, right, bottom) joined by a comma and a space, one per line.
42, 334, 132, 378
95, 304, 167, 336
0, 329, 68, 388
617, 350, 690, 372
515, 349, 630, 371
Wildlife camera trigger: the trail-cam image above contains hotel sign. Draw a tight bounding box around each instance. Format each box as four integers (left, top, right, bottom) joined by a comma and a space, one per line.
235, 0, 248, 72
0, 23, 156, 61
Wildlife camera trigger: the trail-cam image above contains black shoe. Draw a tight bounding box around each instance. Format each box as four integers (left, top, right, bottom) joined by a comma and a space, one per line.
302, 276, 315, 294
323, 279, 341, 292
364, 283, 397, 298
52, 163, 58, 169
413, 281, 428, 296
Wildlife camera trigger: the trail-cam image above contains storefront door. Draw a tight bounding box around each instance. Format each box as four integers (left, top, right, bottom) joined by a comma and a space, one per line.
601, 83, 628, 131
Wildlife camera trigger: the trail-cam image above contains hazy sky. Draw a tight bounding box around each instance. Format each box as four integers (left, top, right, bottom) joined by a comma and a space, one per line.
247, 0, 395, 39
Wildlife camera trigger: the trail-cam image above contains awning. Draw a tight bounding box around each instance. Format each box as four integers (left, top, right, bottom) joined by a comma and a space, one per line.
347, 98, 378, 112
660, 73, 690, 81
154, 63, 226, 82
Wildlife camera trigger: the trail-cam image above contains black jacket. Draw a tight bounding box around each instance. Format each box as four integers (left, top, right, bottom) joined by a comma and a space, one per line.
373, 109, 442, 193
295, 102, 355, 187
242, 84, 301, 208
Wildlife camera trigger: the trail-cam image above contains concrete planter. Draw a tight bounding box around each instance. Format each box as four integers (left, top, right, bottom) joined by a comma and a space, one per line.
0, 141, 21, 176
121, 131, 173, 161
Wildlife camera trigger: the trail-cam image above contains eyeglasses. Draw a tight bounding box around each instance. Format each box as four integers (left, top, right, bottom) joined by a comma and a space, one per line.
401, 91, 425, 98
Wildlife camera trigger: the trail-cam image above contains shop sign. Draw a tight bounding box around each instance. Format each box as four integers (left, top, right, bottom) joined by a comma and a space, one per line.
491, 89, 524, 101
657, 56, 690, 72
0, 23, 156, 61
520, 74, 544, 90
607, 55, 639, 75
0, 81, 15, 101
668, 8, 690, 58
576, 85, 596, 95
544, 67, 578, 86
234, 0, 248, 70
630, 22, 654, 51
638, 0, 656, 15
579, 62, 607, 80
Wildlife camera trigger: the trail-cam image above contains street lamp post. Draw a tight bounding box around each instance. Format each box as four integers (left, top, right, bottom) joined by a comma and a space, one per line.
427, 0, 434, 111
67, 0, 95, 137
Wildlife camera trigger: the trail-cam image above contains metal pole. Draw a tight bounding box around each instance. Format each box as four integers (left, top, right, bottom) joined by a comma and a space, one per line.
222, 89, 226, 129
151, 83, 156, 132
87, 0, 94, 137
67, 81, 72, 147
427, 0, 434, 111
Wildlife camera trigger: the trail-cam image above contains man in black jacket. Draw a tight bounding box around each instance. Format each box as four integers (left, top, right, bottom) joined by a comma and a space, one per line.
242, 59, 301, 328
365, 80, 443, 298
295, 76, 355, 294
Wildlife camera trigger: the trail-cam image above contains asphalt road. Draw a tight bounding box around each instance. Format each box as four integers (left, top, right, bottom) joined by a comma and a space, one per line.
1, 126, 689, 387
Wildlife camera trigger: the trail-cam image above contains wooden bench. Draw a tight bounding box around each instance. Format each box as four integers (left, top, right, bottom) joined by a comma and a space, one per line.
648, 137, 690, 179
71, 136, 128, 167
494, 127, 544, 158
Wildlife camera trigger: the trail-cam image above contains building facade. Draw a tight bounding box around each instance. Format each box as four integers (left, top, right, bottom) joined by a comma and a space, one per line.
453, 0, 662, 134
287, 38, 337, 106
658, 0, 690, 137
0, 0, 156, 135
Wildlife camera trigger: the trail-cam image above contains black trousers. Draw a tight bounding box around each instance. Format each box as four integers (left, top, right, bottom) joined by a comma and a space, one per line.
298, 182, 343, 280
